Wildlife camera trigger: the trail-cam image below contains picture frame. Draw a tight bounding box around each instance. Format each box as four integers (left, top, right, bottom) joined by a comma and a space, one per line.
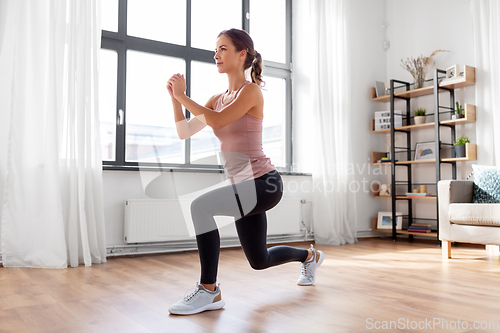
445, 64, 461, 79
377, 211, 403, 230
375, 81, 387, 97
414, 141, 436, 161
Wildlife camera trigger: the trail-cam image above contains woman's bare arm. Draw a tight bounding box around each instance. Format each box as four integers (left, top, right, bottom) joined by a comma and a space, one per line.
168, 74, 261, 130
169, 82, 220, 140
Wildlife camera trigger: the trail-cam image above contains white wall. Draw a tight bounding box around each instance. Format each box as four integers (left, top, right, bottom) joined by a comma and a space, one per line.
386, 0, 475, 83
348, 0, 388, 235
293, 0, 387, 236
103, 170, 314, 246
385, 0, 476, 160
104, 0, 391, 246
292, 0, 478, 234
383, 0, 476, 227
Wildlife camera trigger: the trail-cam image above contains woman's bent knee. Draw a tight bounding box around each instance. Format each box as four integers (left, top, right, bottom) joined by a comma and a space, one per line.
248, 260, 268, 270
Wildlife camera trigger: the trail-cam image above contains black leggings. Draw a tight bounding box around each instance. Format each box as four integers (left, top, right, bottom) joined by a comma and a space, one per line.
191, 169, 309, 284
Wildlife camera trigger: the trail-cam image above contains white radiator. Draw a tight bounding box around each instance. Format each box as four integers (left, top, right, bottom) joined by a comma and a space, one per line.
124, 198, 303, 244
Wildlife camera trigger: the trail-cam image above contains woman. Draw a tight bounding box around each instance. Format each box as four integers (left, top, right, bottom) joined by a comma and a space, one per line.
166, 28, 324, 316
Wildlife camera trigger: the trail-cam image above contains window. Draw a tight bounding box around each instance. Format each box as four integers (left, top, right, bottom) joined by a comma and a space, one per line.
99, 49, 117, 161
191, 0, 242, 51
127, 0, 186, 45
250, 0, 287, 64
100, 0, 292, 171
125, 51, 185, 163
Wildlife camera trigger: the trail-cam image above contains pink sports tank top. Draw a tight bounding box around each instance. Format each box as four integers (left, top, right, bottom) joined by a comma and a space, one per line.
213, 81, 276, 184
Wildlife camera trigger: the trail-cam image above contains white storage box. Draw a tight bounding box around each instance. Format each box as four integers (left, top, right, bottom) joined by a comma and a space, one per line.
375, 110, 404, 118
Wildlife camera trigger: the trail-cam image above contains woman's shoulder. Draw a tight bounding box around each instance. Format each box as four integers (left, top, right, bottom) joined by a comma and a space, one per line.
237, 82, 263, 111
240, 82, 263, 96
244, 81, 261, 89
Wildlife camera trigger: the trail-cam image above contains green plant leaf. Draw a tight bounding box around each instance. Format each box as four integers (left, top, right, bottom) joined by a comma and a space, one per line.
453, 135, 470, 146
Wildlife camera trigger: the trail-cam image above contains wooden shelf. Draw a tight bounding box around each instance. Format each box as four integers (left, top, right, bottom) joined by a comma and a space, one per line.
396, 159, 435, 165
371, 217, 437, 238
442, 142, 477, 162
370, 66, 475, 103
393, 230, 438, 238
391, 143, 477, 164
396, 196, 436, 200
372, 194, 392, 198
370, 151, 389, 165
370, 143, 476, 165
374, 195, 437, 200
440, 104, 476, 125
371, 104, 476, 133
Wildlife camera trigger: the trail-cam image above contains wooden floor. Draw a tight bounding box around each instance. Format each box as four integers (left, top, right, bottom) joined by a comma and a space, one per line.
1, 238, 500, 333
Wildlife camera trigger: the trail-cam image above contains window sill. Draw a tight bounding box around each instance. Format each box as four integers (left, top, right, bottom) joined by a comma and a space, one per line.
102, 165, 311, 177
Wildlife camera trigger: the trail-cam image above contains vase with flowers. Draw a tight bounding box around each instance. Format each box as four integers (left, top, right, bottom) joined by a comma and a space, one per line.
401, 50, 449, 89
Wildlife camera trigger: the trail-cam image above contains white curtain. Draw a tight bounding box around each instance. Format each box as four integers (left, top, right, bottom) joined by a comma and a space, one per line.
309, 0, 358, 245
0, 0, 10, 258
0, 0, 106, 268
471, 0, 500, 167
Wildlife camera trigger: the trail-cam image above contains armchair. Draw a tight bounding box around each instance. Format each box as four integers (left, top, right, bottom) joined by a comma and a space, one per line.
438, 180, 500, 258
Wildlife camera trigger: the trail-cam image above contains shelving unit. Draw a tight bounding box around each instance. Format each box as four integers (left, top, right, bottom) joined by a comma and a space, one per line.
374, 195, 437, 200
372, 142, 477, 165
370, 66, 476, 241
371, 217, 438, 238
370, 104, 476, 132
370, 65, 475, 102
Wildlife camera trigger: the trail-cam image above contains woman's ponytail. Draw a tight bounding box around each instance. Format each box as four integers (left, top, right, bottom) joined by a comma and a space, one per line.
251, 51, 264, 88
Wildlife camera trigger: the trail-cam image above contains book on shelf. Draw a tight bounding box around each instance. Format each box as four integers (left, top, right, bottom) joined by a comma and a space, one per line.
404, 192, 433, 197
407, 226, 430, 230
406, 228, 432, 233
377, 159, 398, 163
408, 225, 432, 233
410, 223, 432, 228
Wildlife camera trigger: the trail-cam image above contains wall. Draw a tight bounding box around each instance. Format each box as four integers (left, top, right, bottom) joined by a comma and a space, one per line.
382, 0, 476, 228
292, 0, 478, 234
104, 0, 390, 246
102, 170, 314, 247
292, 0, 387, 237
348, 0, 389, 235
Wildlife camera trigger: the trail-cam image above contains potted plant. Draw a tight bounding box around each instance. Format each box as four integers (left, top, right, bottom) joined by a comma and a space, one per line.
414, 108, 427, 125
454, 102, 465, 119
453, 135, 470, 158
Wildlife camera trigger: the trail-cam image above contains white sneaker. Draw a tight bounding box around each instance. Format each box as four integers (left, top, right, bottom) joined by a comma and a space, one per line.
168, 282, 225, 315
297, 244, 324, 286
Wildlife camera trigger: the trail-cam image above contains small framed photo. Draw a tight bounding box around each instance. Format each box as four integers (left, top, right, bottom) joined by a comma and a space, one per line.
414, 141, 436, 161
446, 64, 461, 79
375, 81, 387, 97
377, 211, 403, 230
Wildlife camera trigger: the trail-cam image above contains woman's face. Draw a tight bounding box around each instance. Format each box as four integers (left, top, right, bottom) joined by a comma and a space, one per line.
214, 34, 245, 74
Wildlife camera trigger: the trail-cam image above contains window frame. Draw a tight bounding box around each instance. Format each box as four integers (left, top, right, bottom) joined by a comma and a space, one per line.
101, 0, 293, 173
